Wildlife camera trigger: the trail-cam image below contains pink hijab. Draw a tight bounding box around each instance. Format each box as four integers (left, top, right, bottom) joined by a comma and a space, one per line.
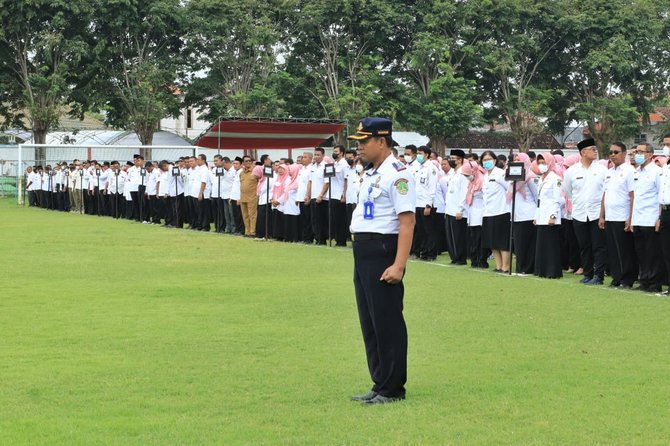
283, 164, 301, 202
460, 160, 486, 206
272, 164, 289, 201
253, 164, 268, 195
508, 152, 536, 201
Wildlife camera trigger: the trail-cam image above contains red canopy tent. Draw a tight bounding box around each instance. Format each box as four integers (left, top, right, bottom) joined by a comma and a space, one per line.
195, 117, 347, 150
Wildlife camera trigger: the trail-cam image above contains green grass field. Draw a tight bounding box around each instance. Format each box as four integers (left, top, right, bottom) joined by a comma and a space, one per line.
1, 199, 669, 445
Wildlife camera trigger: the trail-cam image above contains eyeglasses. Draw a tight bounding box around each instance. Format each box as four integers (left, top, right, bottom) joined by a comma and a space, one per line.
609, 151, 622, 155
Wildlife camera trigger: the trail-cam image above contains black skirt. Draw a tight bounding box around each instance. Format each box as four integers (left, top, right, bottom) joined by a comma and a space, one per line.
482, 213, 511, 251
535, 225, 562, 278
513, 220, 536, 274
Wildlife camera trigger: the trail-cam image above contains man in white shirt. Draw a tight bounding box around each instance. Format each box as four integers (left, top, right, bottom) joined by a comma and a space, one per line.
598, 142, 637, 289
435, 157, 455, 255
196, 154, 212, 231
412, 146, 439, 261
230, 156, 244, 234
402, 145, 421, 175
210, 154, 226, 233
185, 156, 200, 229
444, 149, 469, 264
307, 148, 328, 245
343, 149, 361, 241
144, 162, 160, 223
563, 138, 609, 285
327, 145, 349, 246
107, 161, 125, 219
127, 155, 146, 221
297, 152, 314, 243
220, 156, 236, 233
630, 143, 664, 292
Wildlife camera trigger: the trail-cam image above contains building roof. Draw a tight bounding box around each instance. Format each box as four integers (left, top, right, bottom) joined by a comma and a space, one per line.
393, 132, 429, 147
37, 130, 192, 146
444, 131, 561, 152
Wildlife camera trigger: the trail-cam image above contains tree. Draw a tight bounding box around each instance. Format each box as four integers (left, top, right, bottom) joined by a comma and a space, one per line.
472, 0, 566, 152
87, 0, 185, 157
559, 0, 669, 154
0, 0, 94, 163
184, 0, 290, 123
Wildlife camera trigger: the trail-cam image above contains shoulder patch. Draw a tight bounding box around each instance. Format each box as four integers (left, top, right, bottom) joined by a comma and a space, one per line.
394, 178, 409, 195
557, 180, 562, 187
392, 162, 406, 172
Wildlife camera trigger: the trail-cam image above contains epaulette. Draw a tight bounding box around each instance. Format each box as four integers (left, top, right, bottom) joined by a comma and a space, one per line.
392, 162, 406, 172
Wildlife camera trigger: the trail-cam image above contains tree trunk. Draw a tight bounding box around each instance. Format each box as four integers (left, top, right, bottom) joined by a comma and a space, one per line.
429, 137, 446, 157
135, 121, 155, 161
33, 125, 48, 166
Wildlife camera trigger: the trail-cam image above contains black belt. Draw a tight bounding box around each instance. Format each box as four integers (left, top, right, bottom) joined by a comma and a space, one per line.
351, 232, 397, 242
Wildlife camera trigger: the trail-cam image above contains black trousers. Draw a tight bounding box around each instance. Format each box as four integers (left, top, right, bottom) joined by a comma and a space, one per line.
125, 198, 133, 219
445, 215, 468, 264
273, 210, 285, 240
573, 218, 607, 280
353, 235, 407, 398
186, 196, 199, 229
310, 199, 327, 245
256, 204, 273, 238
414, 208, 437, 259
300, 202, 313, 243
213, 198, 225, 232
111, 193, 122, 219
28, 190, 37, 206
151, 196, 164, 223
434, 212, 448, 254
513, 220, 536, 274
330, 200, 347, 246
535, 225, 562, 278
198, 198, 212, 231
131, 187, 148, 221
634, 226, 664, 291
284, 214, 299, 242
165, 194, 185, 228
561, 219, 581, 270
604, 221, 637, 287
467, 226, 488, 267
660, 209, 670, 286
60, 191, 69, 212
232, 200, 244, 234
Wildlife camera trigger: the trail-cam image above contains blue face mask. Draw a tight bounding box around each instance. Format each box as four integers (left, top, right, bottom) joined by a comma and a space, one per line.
483, 160, 495, 170
416, 155, 424, 164
634, 154, 645, 165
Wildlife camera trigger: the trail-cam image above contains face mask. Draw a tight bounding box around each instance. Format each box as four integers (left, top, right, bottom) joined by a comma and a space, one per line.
634, 154, 646, 165
346, 159, 354, 166
403, 155, 413, 163
416, 155, 424, 164
448, 160, 456, 169
538, 164, 548, 174
663, 146, 670, 157
355, 164, 364, 173
482, 160, 494, 170
332, 152, 339, 159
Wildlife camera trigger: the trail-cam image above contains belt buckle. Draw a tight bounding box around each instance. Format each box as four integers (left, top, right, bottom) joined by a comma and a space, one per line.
351, 234, 356, 242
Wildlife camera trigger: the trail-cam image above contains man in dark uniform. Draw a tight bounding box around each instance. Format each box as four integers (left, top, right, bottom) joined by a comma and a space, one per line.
348, 117, 416, 405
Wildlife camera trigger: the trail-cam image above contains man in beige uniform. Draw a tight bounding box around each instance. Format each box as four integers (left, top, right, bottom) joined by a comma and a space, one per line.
238, 155, 260, 236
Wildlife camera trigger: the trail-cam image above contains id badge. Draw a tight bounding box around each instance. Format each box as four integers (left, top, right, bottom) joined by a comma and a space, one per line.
364, 200, 375, 219
537, 199, 541, 208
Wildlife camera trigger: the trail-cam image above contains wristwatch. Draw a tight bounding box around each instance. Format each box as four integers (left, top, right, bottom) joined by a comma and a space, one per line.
550, 214, 556, 219
425, 205, 432, 209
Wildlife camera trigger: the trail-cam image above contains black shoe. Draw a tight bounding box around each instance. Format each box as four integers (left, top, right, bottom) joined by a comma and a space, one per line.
618, 284, 632, 290
363, 394, 406, 405
350, 390, 378, 402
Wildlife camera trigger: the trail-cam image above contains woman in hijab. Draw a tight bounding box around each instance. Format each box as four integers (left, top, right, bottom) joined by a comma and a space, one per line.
509, 152, 538, 274
533, 152, 564, 278
271, 163, 289, 241
481, 150, 511, 273
282, 164, 302, 242
461, 159, 488, 268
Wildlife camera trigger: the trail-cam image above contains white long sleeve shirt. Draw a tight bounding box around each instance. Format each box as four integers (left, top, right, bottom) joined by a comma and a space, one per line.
414, 161, 438, 208
482, 167, 510, 217
562, 161, 607, 222
603, 163, 635, 222
631, 162, 661, 227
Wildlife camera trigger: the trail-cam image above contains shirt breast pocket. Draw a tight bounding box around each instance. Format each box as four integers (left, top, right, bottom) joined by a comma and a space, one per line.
369, 187, 383, 199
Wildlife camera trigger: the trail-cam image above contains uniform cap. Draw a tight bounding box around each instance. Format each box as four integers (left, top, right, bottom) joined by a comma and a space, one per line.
577, 138, 596, 151
348, 117, 393, 141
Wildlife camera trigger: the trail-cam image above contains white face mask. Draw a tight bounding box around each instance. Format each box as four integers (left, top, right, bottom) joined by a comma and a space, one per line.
403, 155, 413, 163
663, 146, 670, 157
538, 164, 548, 174
355, 164, 364, 173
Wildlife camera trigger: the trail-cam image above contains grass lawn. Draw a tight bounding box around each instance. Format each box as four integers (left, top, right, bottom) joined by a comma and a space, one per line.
1, 198, 669, 445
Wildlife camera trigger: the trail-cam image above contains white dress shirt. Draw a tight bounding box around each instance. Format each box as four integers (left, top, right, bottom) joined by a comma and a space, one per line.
309, 161, 328, 200
445, 169, 469, 218
414, 161, 438, 208
563, 161, 608, 222
534, 172, 563, 225
512, 180, 539, 222
603, 163, 635, 222
482, 167, 510, 217
631, 162, 661, 227
350, 154, 415, 234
